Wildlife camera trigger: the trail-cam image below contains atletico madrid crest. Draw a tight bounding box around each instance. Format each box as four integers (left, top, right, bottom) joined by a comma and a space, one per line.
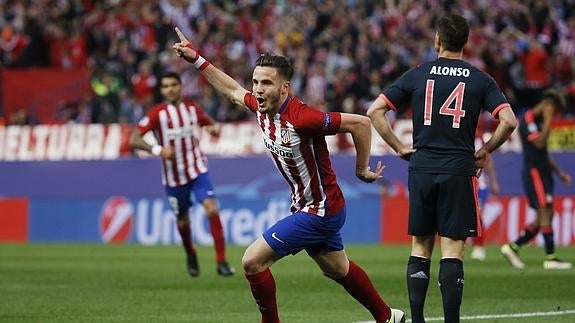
280, 128, 291, 144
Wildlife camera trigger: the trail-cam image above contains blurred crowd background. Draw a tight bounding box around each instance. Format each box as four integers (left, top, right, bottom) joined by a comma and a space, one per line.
1, 0, 574, 126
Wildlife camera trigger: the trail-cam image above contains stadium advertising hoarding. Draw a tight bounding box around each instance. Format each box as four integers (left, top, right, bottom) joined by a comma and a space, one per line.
2, 119, 575, 161
1, 154, 574, 246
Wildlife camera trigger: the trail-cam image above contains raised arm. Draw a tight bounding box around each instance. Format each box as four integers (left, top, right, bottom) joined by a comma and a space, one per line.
366, 95, 415, 161
172, 27, 250, 109
338, 113, 384, 183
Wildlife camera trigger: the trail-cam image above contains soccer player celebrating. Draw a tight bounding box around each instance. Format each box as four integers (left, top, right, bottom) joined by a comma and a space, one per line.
367, 14, 517, 323
129, 71, 235, 277
500, 89, 572, 270
172, 28, 405, 323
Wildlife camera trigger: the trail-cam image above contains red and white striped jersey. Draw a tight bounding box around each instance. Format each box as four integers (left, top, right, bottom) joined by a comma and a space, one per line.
137, 99, 212, 187
244, 93, 345, 216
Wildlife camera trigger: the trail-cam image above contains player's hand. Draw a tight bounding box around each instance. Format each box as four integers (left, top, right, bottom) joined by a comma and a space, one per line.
160, 146, 175, 160
173, 27, 199, 63
397, 146, 416, 161
356, 161, 385, 183
205, 123, 221, 137
559, 171, 572, 185
474, 148, 489, 169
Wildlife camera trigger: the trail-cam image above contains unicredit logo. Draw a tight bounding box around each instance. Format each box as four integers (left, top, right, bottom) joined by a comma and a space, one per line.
99, 196, 134, 243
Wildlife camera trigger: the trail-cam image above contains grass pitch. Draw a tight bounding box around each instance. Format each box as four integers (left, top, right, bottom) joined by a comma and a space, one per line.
0, 244, 574, 322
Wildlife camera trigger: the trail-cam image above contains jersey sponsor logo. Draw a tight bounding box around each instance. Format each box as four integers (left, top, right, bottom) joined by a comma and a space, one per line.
280, 128, 292, 145
263, 137, 294, 158
165, 126, 195, 139
429, 65, 470, 77
99, 196, 134, 244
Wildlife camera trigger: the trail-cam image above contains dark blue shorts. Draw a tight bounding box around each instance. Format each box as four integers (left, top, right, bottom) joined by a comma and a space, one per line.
408, 173, 479, 240
262, 208, 346, 258
164, 172, 215, 216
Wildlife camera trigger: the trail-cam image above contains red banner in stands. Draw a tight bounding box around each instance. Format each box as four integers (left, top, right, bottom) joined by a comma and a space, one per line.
1, 68, 90, 124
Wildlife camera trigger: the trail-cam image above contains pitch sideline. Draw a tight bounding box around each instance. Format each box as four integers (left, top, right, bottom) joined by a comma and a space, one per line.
354, 309, 575, 322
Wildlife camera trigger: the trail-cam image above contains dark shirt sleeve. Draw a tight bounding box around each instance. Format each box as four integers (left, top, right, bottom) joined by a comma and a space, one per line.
483, 76, 511, 118
381, 69, 413, 113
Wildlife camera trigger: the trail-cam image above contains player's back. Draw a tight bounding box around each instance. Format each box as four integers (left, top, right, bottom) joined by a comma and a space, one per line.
398, 57, 508, 175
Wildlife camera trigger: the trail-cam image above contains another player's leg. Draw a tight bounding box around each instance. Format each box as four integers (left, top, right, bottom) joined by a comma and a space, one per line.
195, 174, 235, 276
439, 237, 465, 323
202, 198, 235, 276
175, 212, 199, 277
166, 185, 201, 277
500, 220, 536, 269
470, 197, 487, 261
242, 237, 281, 323
538, 207, 572, 270
407, 236, 434, 323
313, 249, 404, 323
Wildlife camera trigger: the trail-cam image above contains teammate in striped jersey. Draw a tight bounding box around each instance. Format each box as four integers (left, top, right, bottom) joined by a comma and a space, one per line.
172, 28, 405, 323
500, 89, 572, 270
129, 71, 234, 277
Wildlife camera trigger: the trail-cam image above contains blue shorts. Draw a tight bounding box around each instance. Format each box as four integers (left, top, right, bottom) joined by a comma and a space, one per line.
164, 172, 216, 216
262, 208, 346, 258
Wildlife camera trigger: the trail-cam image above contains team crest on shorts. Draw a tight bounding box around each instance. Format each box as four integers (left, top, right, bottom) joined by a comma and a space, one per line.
280, 128, 292, 144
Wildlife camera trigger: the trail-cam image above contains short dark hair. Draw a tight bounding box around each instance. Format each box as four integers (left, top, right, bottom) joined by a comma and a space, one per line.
542, 88, 566, 111
255, 53, 294, 80
160, 71, 181, 85
437, 14, 469, 52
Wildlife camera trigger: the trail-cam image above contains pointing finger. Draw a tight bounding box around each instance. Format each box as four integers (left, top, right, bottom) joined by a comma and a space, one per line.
174, 27, 188, 44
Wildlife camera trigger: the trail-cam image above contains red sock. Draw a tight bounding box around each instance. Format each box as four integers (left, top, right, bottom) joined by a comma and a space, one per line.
177, 221, 195, 255
335, 261, 391, 322
208, 214, 226, 263
245, 268, 280, 323
475, 234, 484, 246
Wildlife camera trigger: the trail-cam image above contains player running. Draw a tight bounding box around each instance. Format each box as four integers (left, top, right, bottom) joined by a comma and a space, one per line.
172, 27, 405, 323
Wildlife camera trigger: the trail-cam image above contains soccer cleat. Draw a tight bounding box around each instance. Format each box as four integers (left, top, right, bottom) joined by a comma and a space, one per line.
543, 258, 572, 270
470, 246, 486, 261
500, 244, 525, 269
388, 308, 406, 323
187, 253, 200, 277
217, 261, 235, 277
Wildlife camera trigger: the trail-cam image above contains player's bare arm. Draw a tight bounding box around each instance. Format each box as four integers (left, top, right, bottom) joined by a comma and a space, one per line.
549, 156, 572, 185
338, 113, 384, 183
172, 27, 249, 110
367, 96, 415, 161
129, 130, 174, 160
480, 106, 517, 154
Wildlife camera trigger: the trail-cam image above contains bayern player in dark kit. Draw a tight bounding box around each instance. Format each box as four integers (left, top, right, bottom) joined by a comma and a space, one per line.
367, 14, 517, 323
172, 27, 405, 323
500, 89, 572, 270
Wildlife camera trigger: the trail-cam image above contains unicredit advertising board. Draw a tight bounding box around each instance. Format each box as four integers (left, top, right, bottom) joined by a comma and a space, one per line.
1, 153, 575, 246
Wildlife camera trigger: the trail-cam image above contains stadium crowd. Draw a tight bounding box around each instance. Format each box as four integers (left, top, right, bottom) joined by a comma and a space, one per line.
1, 0, 574, 125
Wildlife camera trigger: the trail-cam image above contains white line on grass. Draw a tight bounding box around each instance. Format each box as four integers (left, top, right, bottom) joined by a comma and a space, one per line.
354, 309, 575, 322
